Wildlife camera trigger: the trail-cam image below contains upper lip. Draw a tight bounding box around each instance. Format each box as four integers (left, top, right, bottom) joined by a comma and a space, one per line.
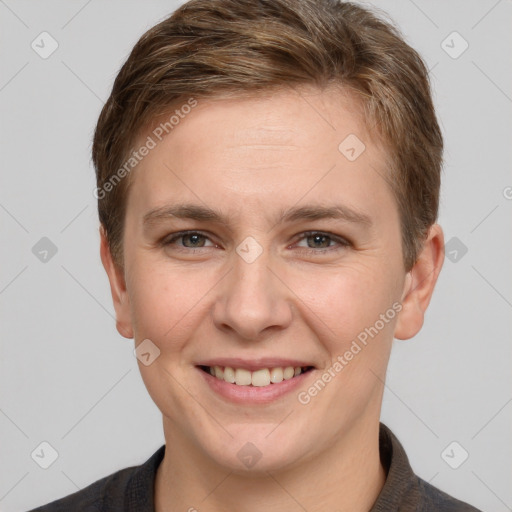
196, 358, 316, 372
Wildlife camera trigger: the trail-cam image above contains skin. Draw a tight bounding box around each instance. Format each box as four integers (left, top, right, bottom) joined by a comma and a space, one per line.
100, 85, 444, 512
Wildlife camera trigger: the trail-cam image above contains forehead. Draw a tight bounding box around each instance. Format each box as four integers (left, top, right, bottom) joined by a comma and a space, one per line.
152, 86, 375, 158
126, 85, 396, 226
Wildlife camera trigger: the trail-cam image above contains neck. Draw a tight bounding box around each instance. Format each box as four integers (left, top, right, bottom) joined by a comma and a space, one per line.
155, 418, 386, 512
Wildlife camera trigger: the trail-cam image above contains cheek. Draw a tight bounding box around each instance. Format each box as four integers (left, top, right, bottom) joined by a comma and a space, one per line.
126, 262, 211, 345
291, 263, 398, 345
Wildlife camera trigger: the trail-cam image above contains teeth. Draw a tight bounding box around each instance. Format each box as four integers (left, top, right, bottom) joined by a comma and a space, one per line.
251, 369, 270, 387
208, 365, 308, 386
283, 367, 295, 380
270, 367, 283, 383
235, 368, 252, 386
223, 366, 235, 383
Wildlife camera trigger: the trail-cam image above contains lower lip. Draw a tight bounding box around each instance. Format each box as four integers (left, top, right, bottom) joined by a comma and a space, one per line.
197, 367, 313, 404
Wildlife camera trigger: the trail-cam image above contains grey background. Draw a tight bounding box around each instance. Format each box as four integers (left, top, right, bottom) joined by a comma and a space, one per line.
1, 1, 511, 510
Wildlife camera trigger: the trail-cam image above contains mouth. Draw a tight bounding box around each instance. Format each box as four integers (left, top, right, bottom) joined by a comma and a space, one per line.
198, 364, 315, 387
195, 358, 317, 403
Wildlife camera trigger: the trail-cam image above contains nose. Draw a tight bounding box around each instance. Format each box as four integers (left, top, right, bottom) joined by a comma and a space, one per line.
212, 246, 293, 341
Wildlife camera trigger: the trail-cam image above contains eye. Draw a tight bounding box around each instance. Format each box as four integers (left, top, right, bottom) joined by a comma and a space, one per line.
294, 231, 350, 253
160, 230, 350, 255
162, 231, 216, 251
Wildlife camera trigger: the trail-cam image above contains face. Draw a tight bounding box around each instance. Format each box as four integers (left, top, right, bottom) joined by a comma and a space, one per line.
101, 85, 442, 473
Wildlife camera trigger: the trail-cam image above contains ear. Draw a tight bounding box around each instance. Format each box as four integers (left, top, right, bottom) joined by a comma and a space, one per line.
394, 223, 445, 340
99, 226, 134, 339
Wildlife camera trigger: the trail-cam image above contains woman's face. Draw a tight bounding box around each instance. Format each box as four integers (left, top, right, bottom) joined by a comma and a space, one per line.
105, 86, 419, 472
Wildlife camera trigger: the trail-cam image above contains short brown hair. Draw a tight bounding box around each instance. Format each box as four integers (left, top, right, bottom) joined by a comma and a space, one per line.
92, 0, 443, 272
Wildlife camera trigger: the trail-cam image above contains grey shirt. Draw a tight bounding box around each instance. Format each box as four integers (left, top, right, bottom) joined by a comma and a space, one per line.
28, 423, 482, 511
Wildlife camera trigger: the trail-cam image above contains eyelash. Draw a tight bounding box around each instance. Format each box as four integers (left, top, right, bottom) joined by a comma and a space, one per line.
161, 230, 351, 254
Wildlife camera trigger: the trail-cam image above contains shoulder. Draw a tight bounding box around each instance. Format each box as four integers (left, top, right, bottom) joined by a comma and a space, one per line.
414, 476, 482, 512
27, 445, 165, 512
375, 424, 482, 512
27, 468, 129, 511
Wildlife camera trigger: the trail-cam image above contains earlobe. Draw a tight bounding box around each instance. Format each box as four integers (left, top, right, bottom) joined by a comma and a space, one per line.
394, 224, 445, 341
99, 226, 134, 339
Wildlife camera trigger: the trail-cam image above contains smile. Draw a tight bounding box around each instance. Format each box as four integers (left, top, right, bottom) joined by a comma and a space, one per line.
199, 365, 314, 387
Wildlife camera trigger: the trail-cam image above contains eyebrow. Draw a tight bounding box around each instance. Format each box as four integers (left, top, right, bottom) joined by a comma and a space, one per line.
142, 203, 373, 229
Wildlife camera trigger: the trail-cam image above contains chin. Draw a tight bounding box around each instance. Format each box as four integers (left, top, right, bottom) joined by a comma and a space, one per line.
197, 423, 312, 474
